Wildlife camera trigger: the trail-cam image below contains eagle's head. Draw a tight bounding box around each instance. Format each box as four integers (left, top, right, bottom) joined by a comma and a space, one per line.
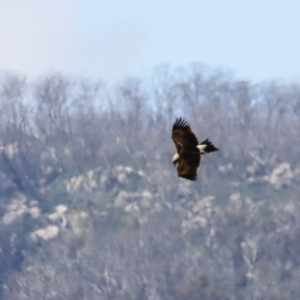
172, 153, 179, 166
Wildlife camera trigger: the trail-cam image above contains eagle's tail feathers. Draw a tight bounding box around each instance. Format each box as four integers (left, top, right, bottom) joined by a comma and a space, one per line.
198, 139, 219, 153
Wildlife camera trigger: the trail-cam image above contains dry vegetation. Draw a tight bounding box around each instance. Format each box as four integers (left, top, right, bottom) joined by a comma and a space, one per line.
0, 64, 300, 299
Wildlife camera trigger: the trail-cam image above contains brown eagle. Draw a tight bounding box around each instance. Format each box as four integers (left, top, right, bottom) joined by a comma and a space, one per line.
172, 118, 219, 181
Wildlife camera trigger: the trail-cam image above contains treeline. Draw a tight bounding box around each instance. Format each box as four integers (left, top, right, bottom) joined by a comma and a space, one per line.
0, 64, 300, 299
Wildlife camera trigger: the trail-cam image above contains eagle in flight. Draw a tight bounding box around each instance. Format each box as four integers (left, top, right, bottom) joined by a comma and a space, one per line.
172, 118, 219, 181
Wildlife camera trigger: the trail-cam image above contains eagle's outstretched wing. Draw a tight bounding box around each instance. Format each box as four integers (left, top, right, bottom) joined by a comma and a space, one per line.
177, 151, 201, 181
172, 118, 201, 181
171, 117, 199, 152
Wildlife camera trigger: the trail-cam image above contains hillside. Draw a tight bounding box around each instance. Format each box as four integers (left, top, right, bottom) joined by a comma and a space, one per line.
1, 65, 300, 299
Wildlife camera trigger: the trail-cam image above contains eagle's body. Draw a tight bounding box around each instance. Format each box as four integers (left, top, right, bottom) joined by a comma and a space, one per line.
171, 118, 219, 181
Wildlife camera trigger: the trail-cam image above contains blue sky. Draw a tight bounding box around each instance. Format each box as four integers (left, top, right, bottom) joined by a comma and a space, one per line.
0, 0, 300, 83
